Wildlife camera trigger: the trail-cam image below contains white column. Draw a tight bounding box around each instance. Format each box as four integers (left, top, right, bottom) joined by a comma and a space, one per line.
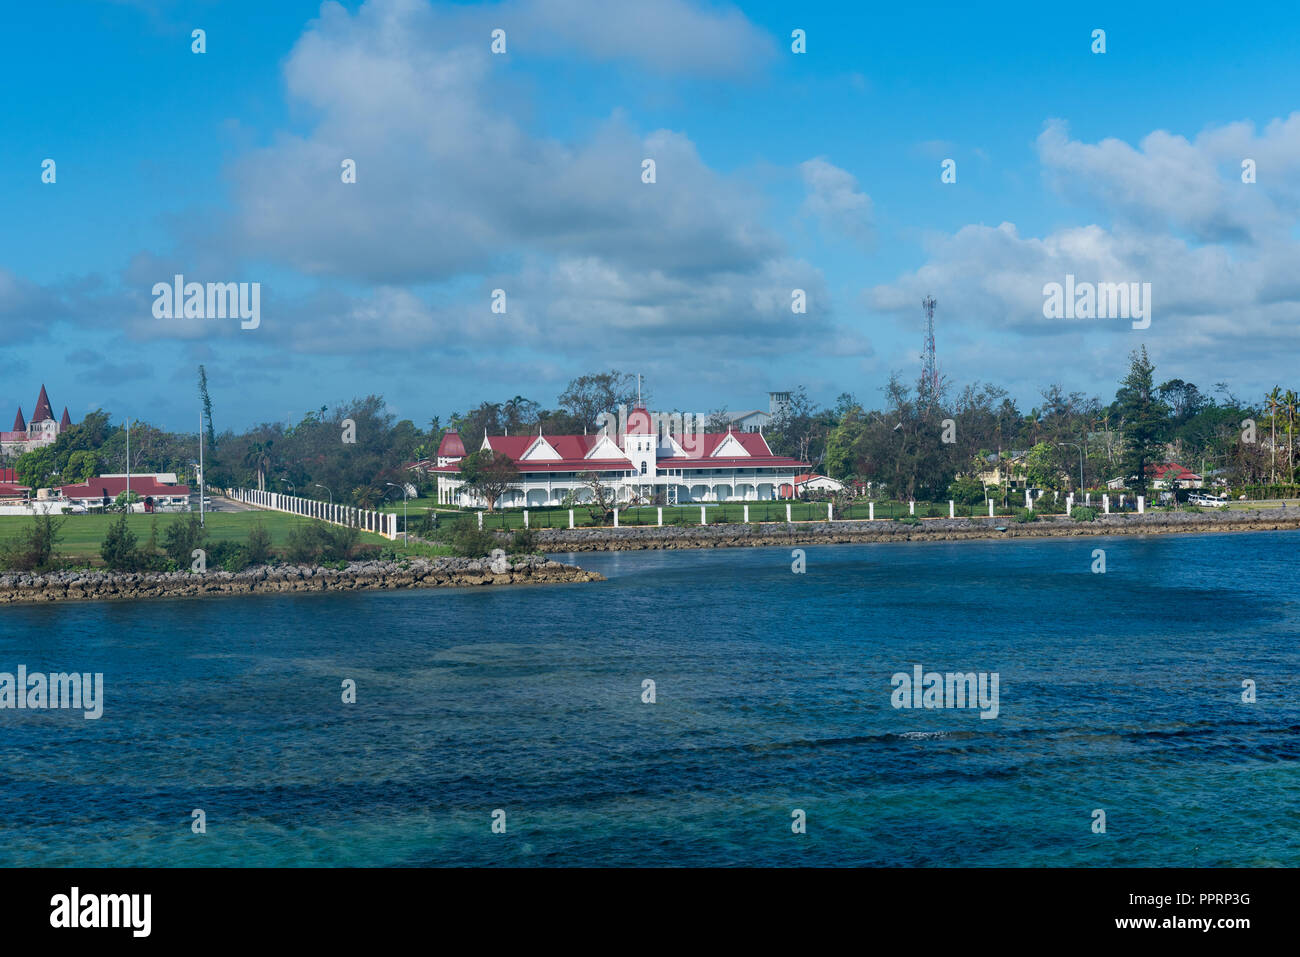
869, 501, 875, 521
701, 506, 707, 525
613, 509, 619, 528
1138, 496, 1145, 514
1067, 496, 1073, 516
786, 503, 792, 522
658, 507, 663, 526
743, 505, 748, 523
1086, 492, 1091, 506
1025, 489, 1033, 510
827, 502, 833, 521
909, 501, 915, 515
1103, 495, 1110, 515
478, 511, 484, 529
524, 510, 529, 528
949, 500, 955, 518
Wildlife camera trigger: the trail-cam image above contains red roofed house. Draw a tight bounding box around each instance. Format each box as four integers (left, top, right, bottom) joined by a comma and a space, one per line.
0, 467, 30, 502
56, 475, 191, 511
429, 406, 808, 507
1, 385, 76, 456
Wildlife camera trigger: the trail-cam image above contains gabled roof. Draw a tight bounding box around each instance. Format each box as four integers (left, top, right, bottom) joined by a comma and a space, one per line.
60, 407, 71, 429
12, 407, 25, 432
32, 385, 54, 423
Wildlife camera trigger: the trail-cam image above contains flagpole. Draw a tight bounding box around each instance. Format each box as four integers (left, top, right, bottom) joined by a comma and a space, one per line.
199, 411, 205, 528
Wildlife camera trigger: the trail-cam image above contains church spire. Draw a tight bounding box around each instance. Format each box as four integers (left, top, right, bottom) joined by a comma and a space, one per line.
12, 407, 26, 432
32, 385, 54, 423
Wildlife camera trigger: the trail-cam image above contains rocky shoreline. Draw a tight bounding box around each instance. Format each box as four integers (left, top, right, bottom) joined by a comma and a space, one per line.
0, 555, 604, 605
531, 507, 1300, 551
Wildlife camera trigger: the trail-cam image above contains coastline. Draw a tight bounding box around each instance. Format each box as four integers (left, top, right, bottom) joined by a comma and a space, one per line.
0, 555, 603, 605
529, 506, 1300, 551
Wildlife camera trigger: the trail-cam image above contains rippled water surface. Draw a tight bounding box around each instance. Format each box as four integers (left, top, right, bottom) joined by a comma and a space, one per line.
1, 532, 1297, 866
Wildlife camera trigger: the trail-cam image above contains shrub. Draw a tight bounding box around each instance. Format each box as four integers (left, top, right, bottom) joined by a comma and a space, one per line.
286, 523, 325, 564
322, 523, 362, 562
100, 514, 143, 571
508, 528, 537, 554
0, 514, 65, 572
245, 522, 273, 565
162, 513, 206, 566
1071, 506, 1099, 522
896, 514, 921, 527
1013, 508, 1039, 523
924, 503, 943, 518
450, 518, 500, 557
207, 540, 250, 572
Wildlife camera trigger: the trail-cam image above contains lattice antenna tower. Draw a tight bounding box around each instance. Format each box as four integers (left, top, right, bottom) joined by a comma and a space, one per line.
921, 295, 939, 403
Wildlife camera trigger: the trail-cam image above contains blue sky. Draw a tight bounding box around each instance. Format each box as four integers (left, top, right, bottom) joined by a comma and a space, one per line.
2, 0, 1298, 432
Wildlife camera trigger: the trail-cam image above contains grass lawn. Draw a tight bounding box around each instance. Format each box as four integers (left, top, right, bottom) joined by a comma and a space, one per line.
0, 510, 452, 565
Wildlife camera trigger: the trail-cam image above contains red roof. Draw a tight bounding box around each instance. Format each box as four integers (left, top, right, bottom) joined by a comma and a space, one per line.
431, 428, 806, 473
437, 429, 467, 459
0, 483, 29, 497
59, 407, 71, 429
12, 407, 25, 432
32, 385, 54, 423
1148, 462, 1200, 482
58, 477, 191, 499
0, 469, 17, 483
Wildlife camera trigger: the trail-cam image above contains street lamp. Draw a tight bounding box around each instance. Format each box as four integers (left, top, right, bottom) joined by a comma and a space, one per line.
313, 483, 332, 505
1057, 442, 1085, 495
386, 482, 410, 546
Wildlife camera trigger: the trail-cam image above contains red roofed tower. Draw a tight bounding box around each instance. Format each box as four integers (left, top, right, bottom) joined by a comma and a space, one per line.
32, 385, 55, 423
60, 407, 72, 431
436, 429, 467, 466
12, 407, 26, 432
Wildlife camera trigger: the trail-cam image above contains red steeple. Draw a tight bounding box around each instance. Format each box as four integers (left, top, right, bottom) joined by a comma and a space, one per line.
32, 385, 54, 423
436, 429, 467, 459
60, 407, 72, 430
12, 407, 25, 432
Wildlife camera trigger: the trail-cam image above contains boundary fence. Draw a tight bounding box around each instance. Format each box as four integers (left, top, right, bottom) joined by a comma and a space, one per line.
226, 488, 399, 540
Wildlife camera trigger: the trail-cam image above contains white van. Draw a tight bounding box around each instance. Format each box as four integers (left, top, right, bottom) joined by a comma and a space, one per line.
1188, 493, 1228, 508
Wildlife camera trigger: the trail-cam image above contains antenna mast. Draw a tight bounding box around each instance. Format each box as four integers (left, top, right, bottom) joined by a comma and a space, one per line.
921, 296, 939, 405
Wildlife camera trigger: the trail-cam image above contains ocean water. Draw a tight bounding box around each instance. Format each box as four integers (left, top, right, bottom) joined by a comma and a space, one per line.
1, 531, 1296, 867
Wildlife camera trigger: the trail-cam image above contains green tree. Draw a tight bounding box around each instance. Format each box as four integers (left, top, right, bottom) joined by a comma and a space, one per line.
1115, 346, 1167, 497
100, 514, 142, 571
457, 449, 520, 511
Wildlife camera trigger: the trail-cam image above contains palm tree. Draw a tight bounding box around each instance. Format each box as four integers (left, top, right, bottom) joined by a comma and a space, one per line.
1266, 387, 1282, 485
243, 440, 273, 492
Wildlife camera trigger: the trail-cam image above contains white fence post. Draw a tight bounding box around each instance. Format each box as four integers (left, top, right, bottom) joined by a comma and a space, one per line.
949, 500, 955, 518
1103, 495, 1110, 515
786, 503, 792, 523
988, 500, 994, 517
743, 504, 749, 523
478, 512, 484, 529
658, 507, 663, 526
701, 506, 707, 525
1138, 495, 1145, 514
524, 509, 529, 529
1067, 496, 1073, 516
613, 509, 619, 528
869, 501, 875, 521
569, 509, 575, 529
827, 502, 833, 521
909, 501, 915, 516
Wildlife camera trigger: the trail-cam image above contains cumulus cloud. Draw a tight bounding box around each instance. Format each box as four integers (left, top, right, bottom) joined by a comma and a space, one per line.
799, 158, 874, 245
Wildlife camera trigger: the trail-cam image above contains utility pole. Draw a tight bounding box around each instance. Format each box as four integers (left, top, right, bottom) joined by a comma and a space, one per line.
198, 411, 205, 528
125, 419, 131, 510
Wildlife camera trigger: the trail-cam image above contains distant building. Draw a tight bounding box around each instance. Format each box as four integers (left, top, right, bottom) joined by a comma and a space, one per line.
0, 385, 75, 456
0, 467, 30, 502
727, 391, 791, 433
1107, 463, 1202, 490
56, 476, 191, 510
428, 405, 808, 507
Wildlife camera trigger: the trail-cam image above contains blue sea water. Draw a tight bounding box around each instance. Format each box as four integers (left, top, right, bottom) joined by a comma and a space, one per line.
0, 532, 1297, 867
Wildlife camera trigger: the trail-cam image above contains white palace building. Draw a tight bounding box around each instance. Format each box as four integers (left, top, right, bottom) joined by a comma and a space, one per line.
425, 405, 808, 508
